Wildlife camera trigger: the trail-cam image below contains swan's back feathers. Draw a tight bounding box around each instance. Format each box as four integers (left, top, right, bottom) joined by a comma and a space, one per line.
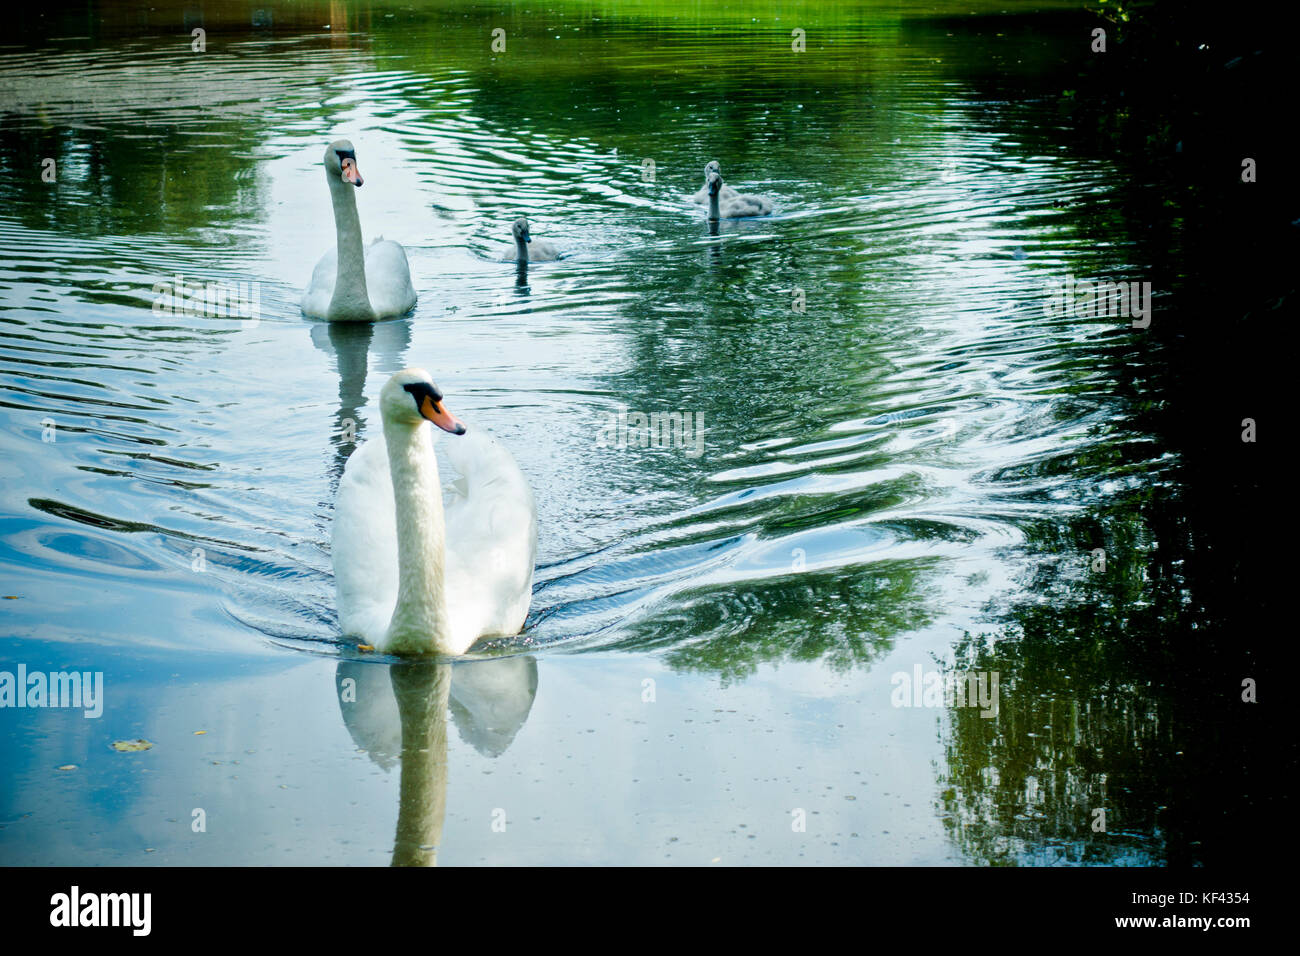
301, 240, 417, 320
364, 239, 417, 317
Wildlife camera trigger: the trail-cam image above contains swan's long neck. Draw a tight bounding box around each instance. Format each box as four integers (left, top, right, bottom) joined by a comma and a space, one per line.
708, 187, 720, 221
327, 172, 374, 321
383, 418, 452, 654
514, 235, 530, 263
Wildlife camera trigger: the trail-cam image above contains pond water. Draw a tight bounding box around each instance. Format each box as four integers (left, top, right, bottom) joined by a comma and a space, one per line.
0, 1, 1264, 865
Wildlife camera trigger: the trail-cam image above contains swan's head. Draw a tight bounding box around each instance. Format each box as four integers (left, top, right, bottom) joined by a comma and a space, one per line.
704, 160, 721, 180
707, 169, 723, 196
324, 138, 364, 187
380, 369, 467, 435
511, 217, 532, 244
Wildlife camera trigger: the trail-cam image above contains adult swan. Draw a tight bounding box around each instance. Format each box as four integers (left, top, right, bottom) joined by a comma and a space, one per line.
301, 139, 418, 321
332, 369, 537, 655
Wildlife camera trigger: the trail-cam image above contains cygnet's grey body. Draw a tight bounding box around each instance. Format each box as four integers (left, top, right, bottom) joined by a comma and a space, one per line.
500, 217, 561, 263
691, 160, 739, 205
706, 169, 774, 220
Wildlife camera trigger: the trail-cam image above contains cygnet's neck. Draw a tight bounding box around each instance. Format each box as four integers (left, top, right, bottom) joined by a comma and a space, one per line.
327, 172, 374, 321
708, 188, 721, 221
514, 234, 530, 263
383, 416, 452, 654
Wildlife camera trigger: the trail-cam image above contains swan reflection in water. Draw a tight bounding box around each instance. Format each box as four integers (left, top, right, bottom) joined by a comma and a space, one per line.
311, 317, 412, 482
334, 655, 539, 866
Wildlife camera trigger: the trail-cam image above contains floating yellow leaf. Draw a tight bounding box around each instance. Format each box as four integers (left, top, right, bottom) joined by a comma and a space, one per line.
111, 739, 153, 753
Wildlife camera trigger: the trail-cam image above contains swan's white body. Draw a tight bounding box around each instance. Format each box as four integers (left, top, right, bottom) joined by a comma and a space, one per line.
303, 239, 417, 321
332, 371, 537, 656
691, 160, 738, 205
301, 139, 417, 322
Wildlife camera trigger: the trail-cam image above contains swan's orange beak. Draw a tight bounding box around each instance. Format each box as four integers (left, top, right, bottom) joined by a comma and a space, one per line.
420, 395, 467, 435
341, 157, 363, 187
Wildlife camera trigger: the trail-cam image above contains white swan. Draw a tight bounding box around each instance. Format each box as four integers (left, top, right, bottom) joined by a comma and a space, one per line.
707, 168, 773, 219
332, 368, 537, 656
301, 139, 417, 322
499, 217, 561, 263
690, 160, 738, 205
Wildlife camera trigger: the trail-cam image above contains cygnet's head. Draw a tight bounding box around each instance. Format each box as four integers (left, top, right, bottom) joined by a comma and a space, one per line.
323, 138, 363, 187
707, 169, 723, 196
511, 217, 532, 243
704, 160, 722, 179
380, 368, 467, 434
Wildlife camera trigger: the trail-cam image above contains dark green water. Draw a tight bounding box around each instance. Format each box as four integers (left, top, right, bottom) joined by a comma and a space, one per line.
0, 1, 1269, 865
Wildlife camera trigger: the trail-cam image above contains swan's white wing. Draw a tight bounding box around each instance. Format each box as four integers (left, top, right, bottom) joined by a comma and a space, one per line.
333, 437, 399, 644
302, 247, 338, 318
439, 429, 537, 647
364, 239, 417, 318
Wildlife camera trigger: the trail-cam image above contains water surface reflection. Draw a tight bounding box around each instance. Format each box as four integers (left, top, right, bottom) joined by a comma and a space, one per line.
0, 0, 1265, 865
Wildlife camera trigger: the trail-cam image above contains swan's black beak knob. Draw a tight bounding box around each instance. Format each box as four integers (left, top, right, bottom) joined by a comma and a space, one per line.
404, 381, 467, 435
